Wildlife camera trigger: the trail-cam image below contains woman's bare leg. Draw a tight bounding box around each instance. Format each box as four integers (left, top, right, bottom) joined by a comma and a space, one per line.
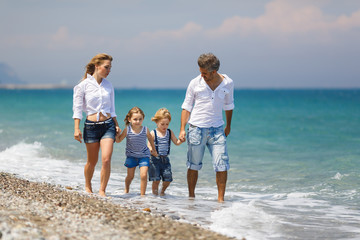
85, 142, 100, 193
99, 138, 114, 196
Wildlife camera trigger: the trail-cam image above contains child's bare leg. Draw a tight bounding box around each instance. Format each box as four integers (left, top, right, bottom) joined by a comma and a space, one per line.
139, 166, 148, 196
152, 181, 160, 195
125, 167, 135, 193
160, 181, 171, 196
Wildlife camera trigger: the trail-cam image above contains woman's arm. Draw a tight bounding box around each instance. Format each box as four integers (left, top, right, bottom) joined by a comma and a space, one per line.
74, 118, 82, 143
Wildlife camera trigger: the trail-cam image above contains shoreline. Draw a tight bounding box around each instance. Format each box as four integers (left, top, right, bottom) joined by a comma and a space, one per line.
0, 172, 235, 240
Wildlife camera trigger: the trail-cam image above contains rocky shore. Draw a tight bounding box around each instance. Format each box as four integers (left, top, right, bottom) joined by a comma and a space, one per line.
0, 172, 235, 240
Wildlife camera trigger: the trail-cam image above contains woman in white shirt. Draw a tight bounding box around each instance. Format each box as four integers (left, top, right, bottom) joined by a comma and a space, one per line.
72, 53, 120, 197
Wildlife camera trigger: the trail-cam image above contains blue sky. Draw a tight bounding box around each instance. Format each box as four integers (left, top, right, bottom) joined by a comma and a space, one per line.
1, 0, 360, 88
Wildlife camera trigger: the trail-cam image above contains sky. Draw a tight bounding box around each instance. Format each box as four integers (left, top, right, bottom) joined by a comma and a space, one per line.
1, 0, 360, 89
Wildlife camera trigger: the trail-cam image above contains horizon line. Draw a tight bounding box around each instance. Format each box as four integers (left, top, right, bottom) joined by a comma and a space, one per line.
0, 84, 359, 91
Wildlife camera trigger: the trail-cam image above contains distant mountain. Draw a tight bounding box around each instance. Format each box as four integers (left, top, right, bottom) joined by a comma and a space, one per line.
0, 62, 24, 84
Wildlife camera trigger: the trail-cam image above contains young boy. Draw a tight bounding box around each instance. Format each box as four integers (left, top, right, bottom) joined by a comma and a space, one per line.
148, 108, 182, 195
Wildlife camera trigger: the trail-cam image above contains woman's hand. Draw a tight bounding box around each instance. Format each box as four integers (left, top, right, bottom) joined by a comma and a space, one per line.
74, 129, 82, 143
116, 126, 121, 136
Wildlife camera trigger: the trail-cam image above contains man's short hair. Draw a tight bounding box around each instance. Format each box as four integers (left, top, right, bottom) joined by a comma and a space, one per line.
197, 53, 220, 72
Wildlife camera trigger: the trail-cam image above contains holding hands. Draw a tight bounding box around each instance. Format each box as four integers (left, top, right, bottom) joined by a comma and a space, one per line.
178, 130, 186, 143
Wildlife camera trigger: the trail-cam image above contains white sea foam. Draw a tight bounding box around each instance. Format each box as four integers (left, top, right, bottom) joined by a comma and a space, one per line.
0, 142, 85, 188
332, 172, 344, 180
210, 201, 280, 240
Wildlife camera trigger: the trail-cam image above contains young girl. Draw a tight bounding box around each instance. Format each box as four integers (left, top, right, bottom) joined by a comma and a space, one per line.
148, 108, 182, 196
116, 107, 157, 196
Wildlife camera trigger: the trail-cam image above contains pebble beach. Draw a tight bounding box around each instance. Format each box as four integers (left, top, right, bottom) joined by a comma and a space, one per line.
0, 172, 235, 240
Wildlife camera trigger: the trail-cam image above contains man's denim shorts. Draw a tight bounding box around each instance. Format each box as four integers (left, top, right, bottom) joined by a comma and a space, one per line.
124, 157, 150, 168
83, 118, 116, 143
187, 125, 230, 172
148, 156, 173, 182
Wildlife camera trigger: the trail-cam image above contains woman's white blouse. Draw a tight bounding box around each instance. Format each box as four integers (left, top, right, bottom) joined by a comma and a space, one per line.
72, 74, 117, 121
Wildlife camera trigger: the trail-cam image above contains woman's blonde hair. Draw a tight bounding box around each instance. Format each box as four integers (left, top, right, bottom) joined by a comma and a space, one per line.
151, 108, 171, 123
124, 107, 145, 126
83, 53, 113, 80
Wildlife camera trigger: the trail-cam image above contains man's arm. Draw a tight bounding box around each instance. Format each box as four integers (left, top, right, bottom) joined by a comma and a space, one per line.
224, 110, 233, 137
179, 109, 191, 142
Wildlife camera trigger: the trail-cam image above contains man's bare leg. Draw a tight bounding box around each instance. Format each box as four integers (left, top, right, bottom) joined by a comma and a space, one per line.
187, 169, 198, 198
216, 171, 227, 202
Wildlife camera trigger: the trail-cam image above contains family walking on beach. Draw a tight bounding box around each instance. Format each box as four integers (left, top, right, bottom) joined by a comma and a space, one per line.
72, 53, 234, 202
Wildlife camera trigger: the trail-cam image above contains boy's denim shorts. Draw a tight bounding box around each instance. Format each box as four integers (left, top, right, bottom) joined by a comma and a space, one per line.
83, 118, 116, 143
187, 125, 230, 172
124, 157, 150, 168
148, 156, 173, 182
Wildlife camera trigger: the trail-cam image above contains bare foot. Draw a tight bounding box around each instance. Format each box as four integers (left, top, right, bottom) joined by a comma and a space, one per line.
160, 192, 165, 196
99, 191, 106, 197
85, 187, 93, 194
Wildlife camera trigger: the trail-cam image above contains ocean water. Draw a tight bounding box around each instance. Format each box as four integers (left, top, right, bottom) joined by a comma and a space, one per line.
0, 88, 359, 240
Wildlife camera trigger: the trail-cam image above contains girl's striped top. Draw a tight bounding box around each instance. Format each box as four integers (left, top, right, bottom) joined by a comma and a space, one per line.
126, 125, 150, 158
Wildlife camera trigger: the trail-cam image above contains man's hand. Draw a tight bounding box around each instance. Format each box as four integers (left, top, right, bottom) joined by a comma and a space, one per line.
179, 130, 187, 142
224, 126, 231, 137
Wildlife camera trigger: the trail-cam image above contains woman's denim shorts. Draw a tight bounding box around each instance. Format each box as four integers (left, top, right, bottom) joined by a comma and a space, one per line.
83, 118, 116, 143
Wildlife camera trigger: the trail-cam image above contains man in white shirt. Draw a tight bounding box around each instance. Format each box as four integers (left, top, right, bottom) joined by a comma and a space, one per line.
179, 53, 234, 202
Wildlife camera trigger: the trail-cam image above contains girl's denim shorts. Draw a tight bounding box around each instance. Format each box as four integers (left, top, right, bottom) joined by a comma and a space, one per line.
124, 157, 150, 168
83, 118, 116, 143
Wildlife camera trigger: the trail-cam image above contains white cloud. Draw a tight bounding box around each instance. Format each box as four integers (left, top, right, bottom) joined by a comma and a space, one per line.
47, 26, 85, 49
138, 22, 202, 40
206, 0, 360, 41
122, 22, 203, 54
116, 0, 360, 54
0, 26, 86, 50
3, 1, 359, 53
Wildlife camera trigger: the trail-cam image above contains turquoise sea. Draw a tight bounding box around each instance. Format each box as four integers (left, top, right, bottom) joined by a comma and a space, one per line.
0, 89, 359, 240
